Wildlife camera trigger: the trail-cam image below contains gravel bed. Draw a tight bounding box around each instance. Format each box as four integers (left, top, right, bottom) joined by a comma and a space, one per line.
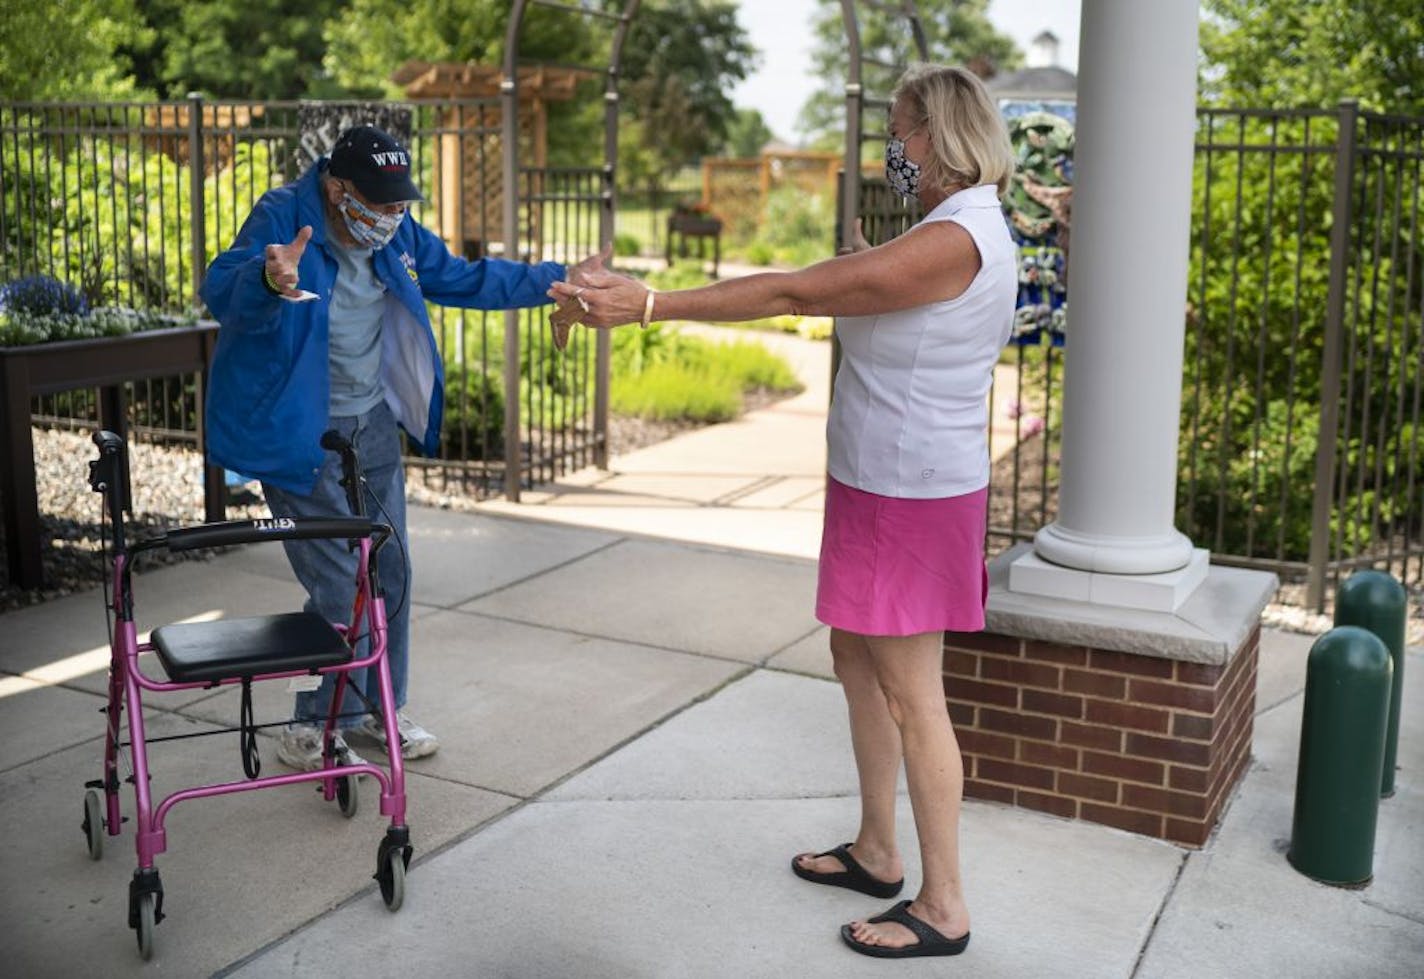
0, 429, 270, 613
5, 423, 1421, 646
0, 411, 708, 613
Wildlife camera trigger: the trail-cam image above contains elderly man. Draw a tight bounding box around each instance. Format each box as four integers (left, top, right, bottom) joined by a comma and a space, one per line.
202, 124, 602, 770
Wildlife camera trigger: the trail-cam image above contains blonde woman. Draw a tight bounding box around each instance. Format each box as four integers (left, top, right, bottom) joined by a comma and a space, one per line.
554, 64, 1016, 959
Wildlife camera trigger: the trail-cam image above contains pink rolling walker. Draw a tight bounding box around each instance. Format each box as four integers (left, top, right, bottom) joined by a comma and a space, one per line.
83, 429, 411, 960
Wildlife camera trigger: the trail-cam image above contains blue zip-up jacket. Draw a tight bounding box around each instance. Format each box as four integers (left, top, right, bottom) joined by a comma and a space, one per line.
201, 160, 565, 494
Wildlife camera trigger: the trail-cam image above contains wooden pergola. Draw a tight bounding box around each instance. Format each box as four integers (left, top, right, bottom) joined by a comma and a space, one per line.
394, 62, 595, 259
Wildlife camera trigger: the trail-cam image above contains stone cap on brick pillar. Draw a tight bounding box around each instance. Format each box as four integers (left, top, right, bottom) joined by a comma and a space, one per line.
987, 543, 1279, 667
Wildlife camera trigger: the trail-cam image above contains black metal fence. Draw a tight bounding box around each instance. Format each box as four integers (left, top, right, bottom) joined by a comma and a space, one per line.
1182, 103, 1423, 606
615, 170, 703, 258
0, 97, 605, 494
858, 102, 1421, 607
6, 98, 1422, 607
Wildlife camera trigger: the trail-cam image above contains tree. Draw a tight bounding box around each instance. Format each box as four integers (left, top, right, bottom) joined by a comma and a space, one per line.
1180, 0, 1424, 561
0, 0, 152, 100
322, 0, 608, 165
618, 0, 758, 172
1199, 0, 1423, 113
798, 0, 1020, 147
724, 108, 775, 158
124, 0, 343, 100
323, 0, 598, 100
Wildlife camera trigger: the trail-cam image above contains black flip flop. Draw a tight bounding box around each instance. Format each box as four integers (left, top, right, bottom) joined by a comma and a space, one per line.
840, 899, 971, 958
790, 843, 904, 899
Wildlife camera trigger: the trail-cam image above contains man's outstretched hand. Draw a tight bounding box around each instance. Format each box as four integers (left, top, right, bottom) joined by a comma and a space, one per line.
549, 243, 614, 350
264, 226, 312, 297
567, 243, 613, 287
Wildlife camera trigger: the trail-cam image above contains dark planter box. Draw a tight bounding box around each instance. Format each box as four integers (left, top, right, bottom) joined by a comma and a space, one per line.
0, 322, 223, 589
665, 212, 724, 277
668, 214, 723, 236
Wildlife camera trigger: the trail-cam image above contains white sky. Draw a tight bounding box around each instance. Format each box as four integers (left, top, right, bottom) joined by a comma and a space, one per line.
730, 0, 1082, 144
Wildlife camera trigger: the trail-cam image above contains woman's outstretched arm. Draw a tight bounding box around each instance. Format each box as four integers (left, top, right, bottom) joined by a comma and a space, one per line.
552, 219, 981, 328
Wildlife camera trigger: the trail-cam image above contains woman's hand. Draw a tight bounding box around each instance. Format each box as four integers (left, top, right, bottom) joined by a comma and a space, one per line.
548, 267, 650, 329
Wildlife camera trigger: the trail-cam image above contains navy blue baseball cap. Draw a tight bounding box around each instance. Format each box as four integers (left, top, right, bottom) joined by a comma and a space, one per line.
328, 125, 424, 204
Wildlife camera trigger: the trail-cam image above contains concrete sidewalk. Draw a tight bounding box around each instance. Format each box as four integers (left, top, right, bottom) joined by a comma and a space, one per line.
1, 328, 1421, 976
2, 507, 1420, 978
477, 325, 1022, 562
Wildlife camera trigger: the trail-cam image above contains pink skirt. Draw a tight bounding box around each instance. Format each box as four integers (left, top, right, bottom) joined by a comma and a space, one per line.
816, 476, 989, 636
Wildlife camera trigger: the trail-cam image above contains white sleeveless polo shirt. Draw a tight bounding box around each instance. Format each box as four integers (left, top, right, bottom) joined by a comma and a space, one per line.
826, 184, 1016, 499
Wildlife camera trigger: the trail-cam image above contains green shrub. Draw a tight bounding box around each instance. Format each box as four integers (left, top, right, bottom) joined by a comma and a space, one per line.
4, 130, 277, 313
611, 362, 742, 422
440, 367, 504, 460
679, 338, 801, 391
1178, 398, 1318, 558
674, 313, 834, 341
760, 185, 834, 252
612, 320, 682, 376
645, 264, 713, 292
773, 238, 835, 268
731, 314, 803, 334
610, 324, 802, 422
613, 232, 642, 257
743, 241, 775, 266
794, 317, 834, 340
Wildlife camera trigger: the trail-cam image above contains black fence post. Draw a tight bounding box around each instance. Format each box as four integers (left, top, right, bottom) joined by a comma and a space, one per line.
184, 92, 224, 521
187, 93, 206, 311
1307, 99, 1359, 610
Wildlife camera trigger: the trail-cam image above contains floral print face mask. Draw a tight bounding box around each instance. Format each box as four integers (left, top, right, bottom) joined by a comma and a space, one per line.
884, 136, 921, 199
338, 191, 405, 250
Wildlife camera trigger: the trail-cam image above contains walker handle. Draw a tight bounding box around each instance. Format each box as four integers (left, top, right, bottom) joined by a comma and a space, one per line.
321, 429, 365, 518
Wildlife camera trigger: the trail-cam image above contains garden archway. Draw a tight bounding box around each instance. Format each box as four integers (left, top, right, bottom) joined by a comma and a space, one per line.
494, 0, 929, 496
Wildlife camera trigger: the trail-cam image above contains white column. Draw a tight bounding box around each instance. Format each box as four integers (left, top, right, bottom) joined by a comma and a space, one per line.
1027, 0, 1201, 586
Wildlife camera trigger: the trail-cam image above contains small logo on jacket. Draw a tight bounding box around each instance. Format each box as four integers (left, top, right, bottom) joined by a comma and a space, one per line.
398, 251, 419, 284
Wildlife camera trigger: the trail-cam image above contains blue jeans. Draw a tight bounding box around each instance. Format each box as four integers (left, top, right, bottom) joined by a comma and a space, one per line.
261, 401, 411, 727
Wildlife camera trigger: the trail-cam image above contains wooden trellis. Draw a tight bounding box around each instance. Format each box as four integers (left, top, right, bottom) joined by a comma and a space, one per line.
395, 62, 594, 259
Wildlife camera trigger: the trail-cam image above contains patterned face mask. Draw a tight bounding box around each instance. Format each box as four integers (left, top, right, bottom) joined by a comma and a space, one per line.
884, 136, 921, 198
338, 191, 405, 249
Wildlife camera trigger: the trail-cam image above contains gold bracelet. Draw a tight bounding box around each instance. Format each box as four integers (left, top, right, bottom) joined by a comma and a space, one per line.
641, 287, 656, 330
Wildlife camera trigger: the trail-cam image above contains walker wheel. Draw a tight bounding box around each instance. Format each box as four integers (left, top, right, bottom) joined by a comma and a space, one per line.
377, 847, 406, 911
82, 789, 104, 860
336, 775, 359, 818
135, 892, 156, 960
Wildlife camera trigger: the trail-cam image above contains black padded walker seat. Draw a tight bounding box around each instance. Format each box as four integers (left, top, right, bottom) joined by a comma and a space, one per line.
151, 612, 353, 684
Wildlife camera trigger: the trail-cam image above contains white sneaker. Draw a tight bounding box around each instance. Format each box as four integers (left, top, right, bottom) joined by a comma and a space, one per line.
276, 723, 368, 771
349, 712, 440, 760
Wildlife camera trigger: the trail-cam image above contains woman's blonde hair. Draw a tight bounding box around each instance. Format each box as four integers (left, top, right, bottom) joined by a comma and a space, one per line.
891, 63, 1016, 197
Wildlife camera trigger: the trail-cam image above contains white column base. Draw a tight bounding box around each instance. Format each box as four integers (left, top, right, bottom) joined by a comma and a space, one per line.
1009, 546, 1211, 613
1034, 521, 1196, 575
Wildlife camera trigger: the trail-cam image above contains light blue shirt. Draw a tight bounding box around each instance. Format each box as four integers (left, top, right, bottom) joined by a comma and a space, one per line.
326, 225, 387, 417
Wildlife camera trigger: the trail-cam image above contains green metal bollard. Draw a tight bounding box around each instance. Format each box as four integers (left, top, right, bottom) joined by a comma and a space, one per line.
1334, 570, 1408, 797
1287, 626, 1392, 886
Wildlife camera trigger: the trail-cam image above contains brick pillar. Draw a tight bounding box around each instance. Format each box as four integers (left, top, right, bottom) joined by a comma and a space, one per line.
944, 624, 1259, 846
